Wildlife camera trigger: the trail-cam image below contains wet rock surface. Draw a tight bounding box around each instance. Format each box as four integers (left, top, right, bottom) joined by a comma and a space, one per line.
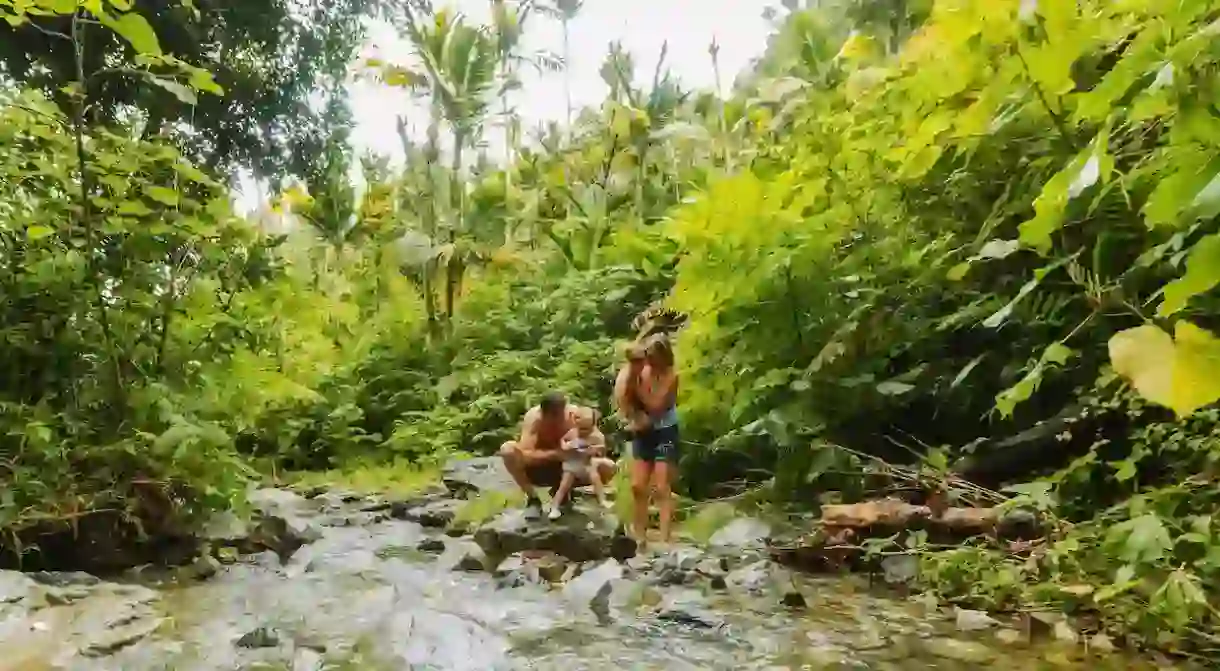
473, 507, 636, 564
442, 456, 518, 498
0, 461, 1185, 670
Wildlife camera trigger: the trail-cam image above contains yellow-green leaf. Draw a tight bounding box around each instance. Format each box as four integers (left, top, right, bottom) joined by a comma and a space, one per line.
118, 200, 153, 216
110, 12, 161, 55
1158, 234, 1220, 317
947, 262, 971, 281
188, 68, 224, 95
26, 225, 54, 240
1144, 154, 1220, 228
145, 186, 179, 206
1109, 322, 1220, 418
837, 32, 878, 62
39, 0, 79, 13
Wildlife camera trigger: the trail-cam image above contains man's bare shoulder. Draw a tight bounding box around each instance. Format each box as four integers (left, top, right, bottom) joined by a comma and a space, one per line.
521, 406, 542, 430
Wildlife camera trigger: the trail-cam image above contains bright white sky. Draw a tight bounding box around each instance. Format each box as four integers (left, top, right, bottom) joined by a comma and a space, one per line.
239, 0, 776, 209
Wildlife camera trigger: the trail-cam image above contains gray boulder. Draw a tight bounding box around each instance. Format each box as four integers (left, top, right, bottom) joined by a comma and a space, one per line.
473, 509, 636, 564
391, 499, 460, 529
709, 517, 771, 551
442, 456, 517, 498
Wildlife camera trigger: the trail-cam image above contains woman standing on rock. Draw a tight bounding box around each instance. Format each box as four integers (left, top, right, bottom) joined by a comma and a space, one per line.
629, 333, 680, 546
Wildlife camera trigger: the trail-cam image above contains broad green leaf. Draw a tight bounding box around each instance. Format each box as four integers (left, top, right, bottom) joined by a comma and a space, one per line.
1108, 513, 1172, 565
1158, 233, 1220, 317
1019, 168, 1070, 252
977, 239, 1020, 260
1059, 584, 1094, 597
145, 186, 179, 206
154, 423, 195, 452
995, 342, 1074, 417
1067, 156, 1099, 198
876, 381, 914, 396
1095, 564, 1141, 602
1002, 481, 1055, 510
26, 225, 54, 240
147, 76, 197, 105
946, 262, 971, 281
109, 12, 161, 56
108, 0, 133, 9
1042, 342, 1072, 365
1144, 154, 1220, 228
118, 200, 153, 216
188, 68, 224, 95
1109, 322, 1220, 418
39, 0, 79, 12
1020, 131, 1111, 251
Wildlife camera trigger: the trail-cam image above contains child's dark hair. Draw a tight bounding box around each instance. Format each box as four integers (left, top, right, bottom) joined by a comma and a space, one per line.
539, 390, 567, 416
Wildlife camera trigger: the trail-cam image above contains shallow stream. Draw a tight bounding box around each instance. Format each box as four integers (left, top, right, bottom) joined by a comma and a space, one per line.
0, 473, 1185, 671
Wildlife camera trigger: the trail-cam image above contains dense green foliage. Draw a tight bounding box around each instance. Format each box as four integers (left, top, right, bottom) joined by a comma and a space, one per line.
1, 0, 374, 180
4, 0, 1220, 657
660, 0, 1220, 655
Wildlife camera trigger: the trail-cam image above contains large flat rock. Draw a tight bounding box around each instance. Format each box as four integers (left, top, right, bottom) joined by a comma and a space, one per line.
442, 457, 517, 498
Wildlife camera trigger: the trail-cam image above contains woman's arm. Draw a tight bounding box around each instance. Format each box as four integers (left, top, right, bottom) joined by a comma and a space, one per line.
638, 367, 676, 414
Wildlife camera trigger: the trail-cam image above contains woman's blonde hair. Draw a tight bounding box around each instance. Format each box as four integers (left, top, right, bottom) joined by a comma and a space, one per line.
643, 333, 675, 369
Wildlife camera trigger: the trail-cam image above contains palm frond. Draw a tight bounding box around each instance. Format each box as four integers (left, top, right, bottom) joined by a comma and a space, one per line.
530, 49, 565, 74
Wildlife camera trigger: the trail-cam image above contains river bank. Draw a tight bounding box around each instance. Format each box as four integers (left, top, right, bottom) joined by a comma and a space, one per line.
0, 457, 1192, 670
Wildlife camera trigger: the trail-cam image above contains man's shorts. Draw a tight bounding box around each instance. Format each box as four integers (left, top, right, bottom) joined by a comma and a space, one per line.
525, 460, 564, 488
631, 424, 680, 463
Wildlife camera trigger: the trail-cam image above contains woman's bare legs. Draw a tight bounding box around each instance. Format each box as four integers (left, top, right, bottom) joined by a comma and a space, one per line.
630, 458, 653, 544
653, 461, 676, 542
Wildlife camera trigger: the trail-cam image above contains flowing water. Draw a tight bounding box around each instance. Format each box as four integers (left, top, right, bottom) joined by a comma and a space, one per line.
0, 487, 1185, 671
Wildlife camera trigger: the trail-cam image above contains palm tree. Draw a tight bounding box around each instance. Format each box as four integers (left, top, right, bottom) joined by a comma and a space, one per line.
394, 1, 499, 322
487, 0, 562, 245
553, 0, 582, 126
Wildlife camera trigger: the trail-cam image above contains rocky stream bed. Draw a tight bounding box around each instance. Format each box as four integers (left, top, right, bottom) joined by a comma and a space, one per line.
0, 458, 1190, 670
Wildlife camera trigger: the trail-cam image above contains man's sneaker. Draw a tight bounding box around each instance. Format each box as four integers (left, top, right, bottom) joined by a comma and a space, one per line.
547, 505, 563, 520
523, 498, 543, 520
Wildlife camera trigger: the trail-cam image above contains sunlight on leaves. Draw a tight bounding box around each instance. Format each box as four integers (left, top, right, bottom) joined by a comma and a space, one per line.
1109, 322, 1220, 418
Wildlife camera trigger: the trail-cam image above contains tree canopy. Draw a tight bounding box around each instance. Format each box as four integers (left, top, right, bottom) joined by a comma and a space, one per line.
0, 0, 376, 180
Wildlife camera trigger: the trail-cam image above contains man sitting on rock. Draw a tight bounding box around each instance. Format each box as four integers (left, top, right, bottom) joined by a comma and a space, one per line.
499, 391, 617, 520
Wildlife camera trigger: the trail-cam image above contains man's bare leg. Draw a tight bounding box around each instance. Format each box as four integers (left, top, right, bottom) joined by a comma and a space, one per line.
549, 472, 577, 519
501, 441, 546, 519
499, 441, 538, 499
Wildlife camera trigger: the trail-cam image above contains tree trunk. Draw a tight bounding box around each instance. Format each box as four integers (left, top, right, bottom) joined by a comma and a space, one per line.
407, 110, 441, 339
446, 130, 465, 323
